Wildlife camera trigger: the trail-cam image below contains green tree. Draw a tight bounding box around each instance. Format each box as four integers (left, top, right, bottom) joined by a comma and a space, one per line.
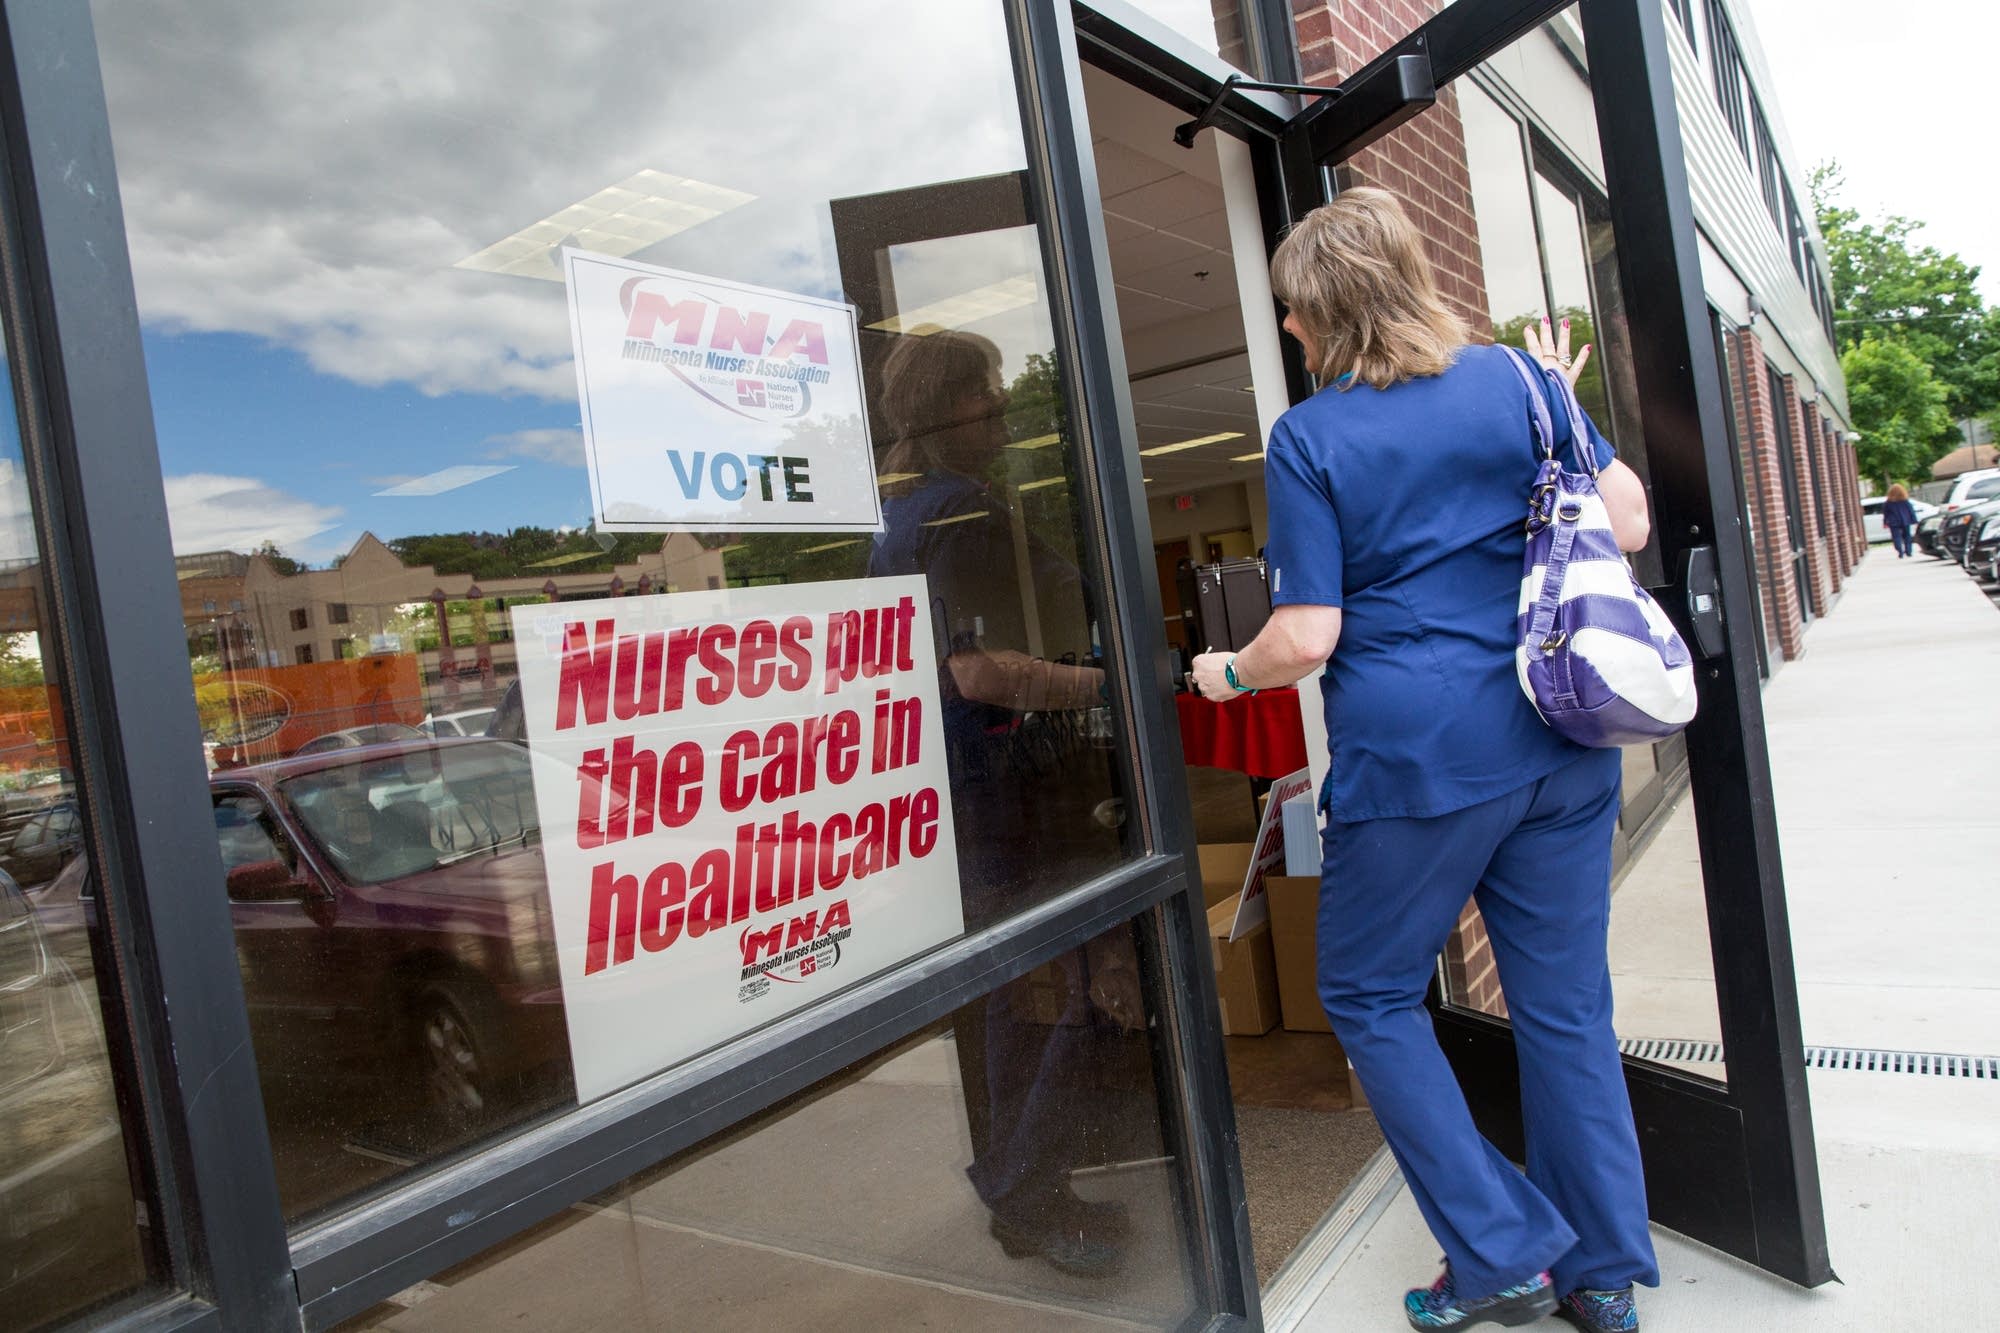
1811, 164, 1998, 423
0, 633, 44, 688
1841, 336, 1954, 487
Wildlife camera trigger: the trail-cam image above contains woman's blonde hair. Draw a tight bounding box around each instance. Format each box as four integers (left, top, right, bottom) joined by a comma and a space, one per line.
1886, 482, 1908, 501
1270, 186, 1468, 389
878, 326, 1003, 486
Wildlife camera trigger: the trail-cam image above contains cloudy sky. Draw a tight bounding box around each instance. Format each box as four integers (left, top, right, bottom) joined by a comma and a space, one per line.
1738, 0, 2000, 301
92, 0, 1049, 564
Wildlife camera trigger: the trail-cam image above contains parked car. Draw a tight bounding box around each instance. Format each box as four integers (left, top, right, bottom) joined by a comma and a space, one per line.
291, 721, 428, 757
36, 736, 570, 1176
0, 799, 81, 888
1969, 509, 2000, 581
207, 738, 567, 1131
421, 707, 497, 739
1916, 510, 1946, 558
1860, 495, 1938, 544
1939, 467, 2000, 511
1940, 496, 2000, 567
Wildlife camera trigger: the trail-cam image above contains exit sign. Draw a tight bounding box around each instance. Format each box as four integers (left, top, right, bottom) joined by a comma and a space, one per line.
1173, 494, 1196, 512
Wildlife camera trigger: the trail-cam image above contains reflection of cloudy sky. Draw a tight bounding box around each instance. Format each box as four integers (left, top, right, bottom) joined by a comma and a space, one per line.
93, 0, 1045, 558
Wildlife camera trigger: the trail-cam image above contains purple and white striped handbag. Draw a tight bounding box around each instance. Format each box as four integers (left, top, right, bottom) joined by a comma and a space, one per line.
1504, 348, 1696, 748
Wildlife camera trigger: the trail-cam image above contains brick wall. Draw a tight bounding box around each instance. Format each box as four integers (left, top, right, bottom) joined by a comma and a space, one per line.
1780, 380, 1834, 616
1292, 0, 1493, 338
1732, 331, 1808, 660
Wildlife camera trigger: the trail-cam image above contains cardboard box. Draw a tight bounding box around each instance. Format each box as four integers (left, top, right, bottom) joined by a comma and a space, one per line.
1206, 898, 1280, 1035
1197, 843, 1254, 909
1266, 874, 1331, 1033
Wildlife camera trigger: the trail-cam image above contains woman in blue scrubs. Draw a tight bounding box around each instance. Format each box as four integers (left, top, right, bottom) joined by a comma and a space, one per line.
1191, 188, 1657, 1333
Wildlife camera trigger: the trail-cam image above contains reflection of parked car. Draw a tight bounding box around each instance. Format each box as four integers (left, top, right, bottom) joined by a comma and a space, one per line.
207, 738, 566, 1124
421, 707, 497, 739
0, 869, 143, 1325
291, 722, 427, 757
0, 799, 81, 888
1860, 495, 1937, 544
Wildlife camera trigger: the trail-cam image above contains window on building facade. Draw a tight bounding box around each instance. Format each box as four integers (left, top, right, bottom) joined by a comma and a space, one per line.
94, 0, 1147, 1234
294, 643, 314, 665
1666, 0, 1698, 40
328, 601, 350, 624
1704, 0, 1751, 158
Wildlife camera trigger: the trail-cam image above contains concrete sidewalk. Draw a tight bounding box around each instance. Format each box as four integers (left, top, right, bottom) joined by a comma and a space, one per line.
1286, 548, 2000, 1330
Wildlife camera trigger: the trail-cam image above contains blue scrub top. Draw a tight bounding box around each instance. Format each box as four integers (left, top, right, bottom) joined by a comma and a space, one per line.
1263, 343, 1618, 823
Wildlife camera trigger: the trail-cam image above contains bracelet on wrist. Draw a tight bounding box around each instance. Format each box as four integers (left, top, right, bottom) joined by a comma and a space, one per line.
1223, 656, 1257, 695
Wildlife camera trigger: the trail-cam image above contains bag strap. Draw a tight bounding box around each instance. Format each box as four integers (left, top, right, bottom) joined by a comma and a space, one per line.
1501, 345, 1601, 479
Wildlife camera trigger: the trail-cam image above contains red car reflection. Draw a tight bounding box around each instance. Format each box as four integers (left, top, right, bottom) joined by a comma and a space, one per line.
209, 737, 570, 1129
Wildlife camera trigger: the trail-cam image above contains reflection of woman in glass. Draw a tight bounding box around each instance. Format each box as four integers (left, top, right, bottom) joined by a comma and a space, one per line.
870, 327, 1135, 1277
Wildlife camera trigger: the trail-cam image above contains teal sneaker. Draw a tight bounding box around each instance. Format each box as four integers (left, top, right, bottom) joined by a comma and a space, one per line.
1404, 1262, 1558, 1329
1556, 1286, 1639, 1331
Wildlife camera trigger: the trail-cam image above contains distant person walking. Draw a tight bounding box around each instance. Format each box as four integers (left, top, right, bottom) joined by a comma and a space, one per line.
1882, 483, 1918, 558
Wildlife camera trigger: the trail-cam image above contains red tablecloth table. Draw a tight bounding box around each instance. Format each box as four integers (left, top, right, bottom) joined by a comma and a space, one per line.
1176, 687, 1311, 779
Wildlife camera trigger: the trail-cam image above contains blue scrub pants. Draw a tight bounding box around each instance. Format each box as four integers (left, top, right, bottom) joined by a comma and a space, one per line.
1316, 747, 1659, 1298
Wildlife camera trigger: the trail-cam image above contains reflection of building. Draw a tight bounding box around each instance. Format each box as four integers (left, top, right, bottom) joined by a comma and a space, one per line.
187, 533, 725, 714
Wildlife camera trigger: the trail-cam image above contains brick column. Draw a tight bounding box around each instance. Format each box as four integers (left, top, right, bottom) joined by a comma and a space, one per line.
1779, 380, 1832, 616
1734, 332, 1807, 659
1293, 2, 1493, 337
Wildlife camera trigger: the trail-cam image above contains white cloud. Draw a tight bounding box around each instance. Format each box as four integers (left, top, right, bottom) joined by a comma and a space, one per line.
1739, 0, 2000, 302
94, 1, 1040, 402
162, 473, 343, 559
485, 427, 585, 467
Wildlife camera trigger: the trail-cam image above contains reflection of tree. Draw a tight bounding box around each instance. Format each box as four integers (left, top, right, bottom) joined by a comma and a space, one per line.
1492, 307, 1613, 445
0, 633, 44, 688
722, 412, 872, 586
386, 525, 693, 580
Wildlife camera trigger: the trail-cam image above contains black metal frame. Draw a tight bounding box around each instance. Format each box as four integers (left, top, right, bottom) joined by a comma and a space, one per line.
0, 0, 1277, 1327
0, 0, 1830, 1326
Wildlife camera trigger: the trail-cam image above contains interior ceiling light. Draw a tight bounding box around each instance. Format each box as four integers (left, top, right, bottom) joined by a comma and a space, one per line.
868, 275, 1040, 335
374, 465, 515, 497
921, 511, 986, 529
795, 538, 862, 555
1005, 432, 1063, 451
876, 472, 923, 487
1018, 476, 1066, 492
526, 549, 605, 570
1231, 450, 1266, 462
455, 169, 756, 280
1139, 431, 1244, 457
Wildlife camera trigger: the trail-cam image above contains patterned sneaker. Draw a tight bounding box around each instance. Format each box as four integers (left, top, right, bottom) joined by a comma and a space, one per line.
1556, 1286, 1639, 1332
1404, 1262, 1558, 1329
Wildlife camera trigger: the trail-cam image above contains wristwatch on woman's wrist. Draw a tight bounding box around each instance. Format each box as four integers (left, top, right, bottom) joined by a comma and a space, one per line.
1223, 655, 1257, 696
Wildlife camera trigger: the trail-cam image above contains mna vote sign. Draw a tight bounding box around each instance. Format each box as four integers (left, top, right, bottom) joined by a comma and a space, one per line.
510, 575, 962, 1102
562, 250, 883, 533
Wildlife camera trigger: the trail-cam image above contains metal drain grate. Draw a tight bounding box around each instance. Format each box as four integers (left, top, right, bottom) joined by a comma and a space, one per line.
1619, 1037, 1723, 1064
1618, 1038, 2000, 1079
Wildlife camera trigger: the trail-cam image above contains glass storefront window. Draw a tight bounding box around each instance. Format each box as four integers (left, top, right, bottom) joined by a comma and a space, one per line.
93, 0, 1140, 1225
0, 341, 157, 1324
332, 918, 1200, 1331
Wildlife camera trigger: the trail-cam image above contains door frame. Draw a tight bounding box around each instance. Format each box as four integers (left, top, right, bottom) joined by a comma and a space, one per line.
1073, 0, 1829, 1292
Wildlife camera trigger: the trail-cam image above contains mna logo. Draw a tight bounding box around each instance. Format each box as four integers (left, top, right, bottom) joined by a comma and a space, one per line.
736, 379, 767, 409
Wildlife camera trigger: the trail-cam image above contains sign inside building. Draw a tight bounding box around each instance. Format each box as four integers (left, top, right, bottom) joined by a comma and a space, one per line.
563, 249, 882, 533
510, 575, 962, 1102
